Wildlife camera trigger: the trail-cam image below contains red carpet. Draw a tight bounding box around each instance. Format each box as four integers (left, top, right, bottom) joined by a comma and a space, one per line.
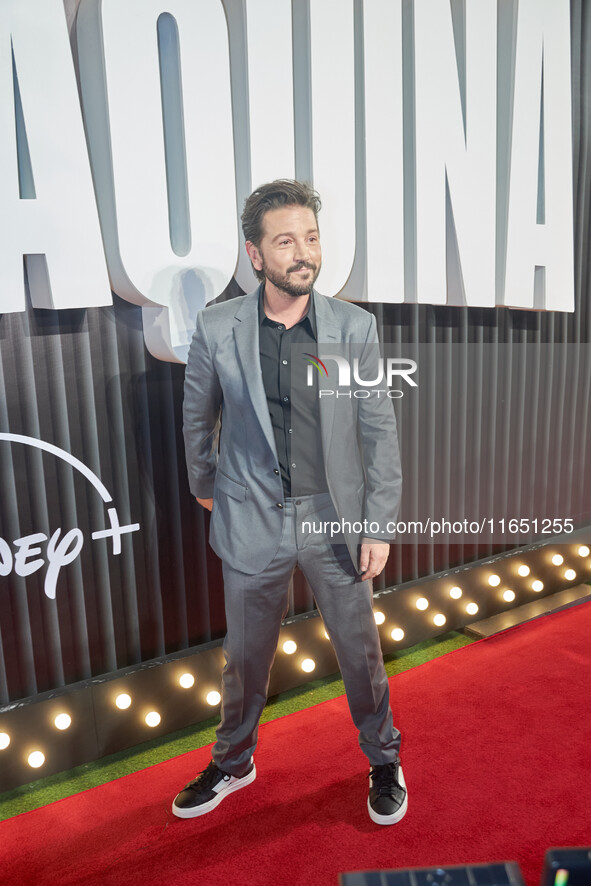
2, 602, 591, 886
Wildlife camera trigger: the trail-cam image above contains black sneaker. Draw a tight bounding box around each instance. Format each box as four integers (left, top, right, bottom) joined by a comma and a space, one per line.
367, 760, 408, 825
172, 759, 256, 819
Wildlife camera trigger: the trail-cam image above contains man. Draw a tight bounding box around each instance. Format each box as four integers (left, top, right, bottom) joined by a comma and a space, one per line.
174, 180, 405, 825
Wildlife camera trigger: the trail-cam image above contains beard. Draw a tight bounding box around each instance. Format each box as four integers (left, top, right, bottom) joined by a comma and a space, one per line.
261, 258, 321, 298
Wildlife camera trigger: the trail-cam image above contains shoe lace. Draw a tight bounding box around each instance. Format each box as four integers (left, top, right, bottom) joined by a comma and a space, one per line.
186, 761, 225, 793
371, 763, 401, 797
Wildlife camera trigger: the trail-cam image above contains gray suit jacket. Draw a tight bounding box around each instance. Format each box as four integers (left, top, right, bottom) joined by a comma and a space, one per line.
183, 286, 402, 574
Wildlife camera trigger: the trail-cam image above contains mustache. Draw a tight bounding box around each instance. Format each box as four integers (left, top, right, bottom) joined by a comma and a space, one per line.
287, 262, 317, 273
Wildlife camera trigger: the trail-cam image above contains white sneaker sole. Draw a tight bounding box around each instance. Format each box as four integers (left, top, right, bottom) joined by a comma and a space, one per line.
367, 764, 408, 826
172, 763, 257, 819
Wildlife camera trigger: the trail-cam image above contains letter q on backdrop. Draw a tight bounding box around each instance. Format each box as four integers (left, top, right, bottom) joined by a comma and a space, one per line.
76, 0, 238, 363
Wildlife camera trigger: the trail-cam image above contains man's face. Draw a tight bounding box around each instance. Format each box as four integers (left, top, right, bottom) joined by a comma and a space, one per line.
246, 206, 322, 297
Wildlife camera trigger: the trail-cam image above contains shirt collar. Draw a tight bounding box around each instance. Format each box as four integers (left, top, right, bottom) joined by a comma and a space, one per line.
258, 284, 317, 336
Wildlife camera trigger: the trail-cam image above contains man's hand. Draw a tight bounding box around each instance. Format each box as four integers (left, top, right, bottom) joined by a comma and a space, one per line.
196, 497, 213, 512
359, 541, 390, 580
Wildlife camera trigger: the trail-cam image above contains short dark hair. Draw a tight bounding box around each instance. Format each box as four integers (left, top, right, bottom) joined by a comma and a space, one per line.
241, 180, 321, 280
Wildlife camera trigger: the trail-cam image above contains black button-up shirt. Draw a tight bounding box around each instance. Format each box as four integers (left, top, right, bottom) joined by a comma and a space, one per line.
258, 290, 327, 497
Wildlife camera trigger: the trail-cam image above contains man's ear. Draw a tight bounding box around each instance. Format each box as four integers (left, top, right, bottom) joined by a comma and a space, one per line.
245, 241, 263, 273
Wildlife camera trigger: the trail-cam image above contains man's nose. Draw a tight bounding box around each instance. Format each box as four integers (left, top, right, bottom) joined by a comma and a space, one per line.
293, 239, 311, 262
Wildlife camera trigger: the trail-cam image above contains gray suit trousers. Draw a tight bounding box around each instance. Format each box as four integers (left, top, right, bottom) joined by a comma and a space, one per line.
211, 493, 401, 776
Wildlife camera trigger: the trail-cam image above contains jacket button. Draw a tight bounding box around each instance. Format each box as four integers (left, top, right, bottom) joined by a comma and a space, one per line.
276, 503, 283, 509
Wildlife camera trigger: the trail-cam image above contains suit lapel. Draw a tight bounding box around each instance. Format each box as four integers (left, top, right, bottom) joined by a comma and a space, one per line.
233, 287, 278, 460
313, 293, 344, 466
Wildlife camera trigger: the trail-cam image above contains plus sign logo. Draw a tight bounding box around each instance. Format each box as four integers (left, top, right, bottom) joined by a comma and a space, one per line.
0, 434, 140, 599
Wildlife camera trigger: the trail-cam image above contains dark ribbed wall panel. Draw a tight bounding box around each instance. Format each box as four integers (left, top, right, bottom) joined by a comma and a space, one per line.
0, 294, 226, 703
1, 1, 590, 704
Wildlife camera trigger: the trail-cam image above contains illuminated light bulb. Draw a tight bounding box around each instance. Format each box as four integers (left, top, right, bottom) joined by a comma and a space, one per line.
578, 546, 590, 557
564, 569, 576, 581
54, 714, 71, 731
551, 554, 564, 566
488, 574, 501, 587
145, 711, 161, 728
179, 673, 195, 689
433, 613, 446, 627
206, 691, 221, 706
449, 586, 463, 599
531, 580, 544, 592
374, 611, 385, 625
518, 565, 530, 577
391, 628, 405, 642
466, 602, 479, 616
115, 693, 132, 710
282, 640, 297, 655
28, 751, 45, 769
0, 733, 10, 750
301, 659, 316, 673
416, 597, 429, 611
503, 590, 516, 603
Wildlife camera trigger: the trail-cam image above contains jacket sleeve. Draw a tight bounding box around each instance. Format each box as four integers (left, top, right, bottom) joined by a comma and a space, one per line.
356, 313, 402, 538
183, 309, 223, 498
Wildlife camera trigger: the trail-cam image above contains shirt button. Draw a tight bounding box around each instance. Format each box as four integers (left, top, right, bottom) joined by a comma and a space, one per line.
277, 324, 284, 330
273, 469, 279, 475
291, 463, 296, 468
282, 359, 288, 365
288, 428, 293, 434
276, 502, 283, 508
295, 500, 302, 505
283, 396, 289, 402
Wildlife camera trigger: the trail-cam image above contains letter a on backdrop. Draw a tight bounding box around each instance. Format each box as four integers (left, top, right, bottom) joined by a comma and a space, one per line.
503, 0, 574, 310
0, 0, 111, 313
